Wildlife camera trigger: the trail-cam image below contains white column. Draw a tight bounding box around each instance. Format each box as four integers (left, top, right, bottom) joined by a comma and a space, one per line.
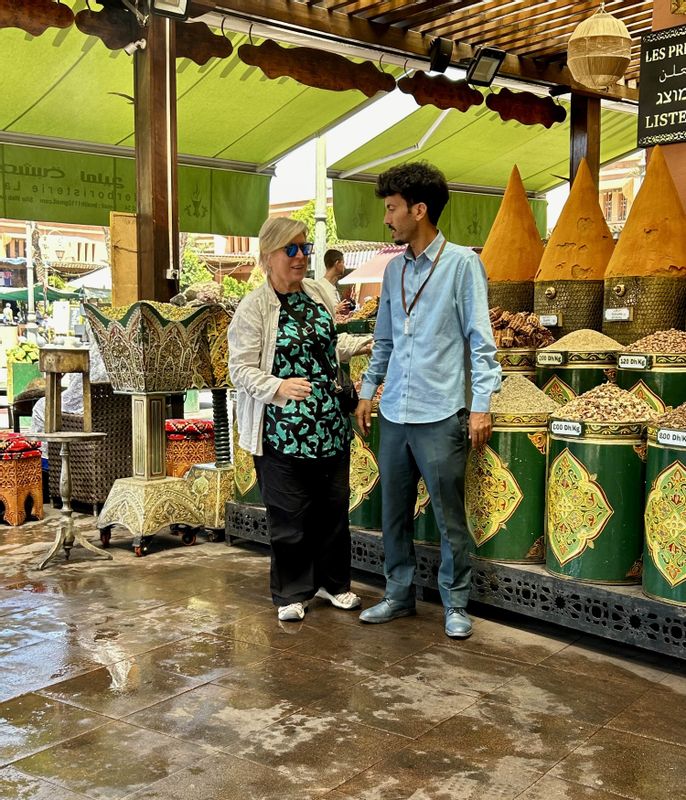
25, 222, 37, 341
313, 135, 327, 280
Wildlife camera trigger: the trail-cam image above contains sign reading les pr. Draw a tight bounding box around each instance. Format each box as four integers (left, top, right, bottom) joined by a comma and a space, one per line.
638, 25, 686, 147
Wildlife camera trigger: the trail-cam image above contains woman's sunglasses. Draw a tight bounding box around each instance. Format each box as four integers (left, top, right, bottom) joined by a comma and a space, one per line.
283, 242, 314, 257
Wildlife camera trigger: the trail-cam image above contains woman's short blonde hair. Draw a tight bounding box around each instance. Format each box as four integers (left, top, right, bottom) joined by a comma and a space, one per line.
258, 217, 308, 273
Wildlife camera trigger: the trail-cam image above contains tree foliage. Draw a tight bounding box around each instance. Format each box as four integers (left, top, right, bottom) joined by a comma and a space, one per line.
222, 265, 265, 299
180, 236, 212, 289
290, 200, 339, 245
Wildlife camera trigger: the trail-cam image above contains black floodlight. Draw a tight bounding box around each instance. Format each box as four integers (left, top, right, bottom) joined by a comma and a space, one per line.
465, 46, 506, 87
150, 0, 189, 20
429, 37, 453, 73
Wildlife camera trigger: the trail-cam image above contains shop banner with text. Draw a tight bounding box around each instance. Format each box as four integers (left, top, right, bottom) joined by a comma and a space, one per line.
0, 144, 270, 235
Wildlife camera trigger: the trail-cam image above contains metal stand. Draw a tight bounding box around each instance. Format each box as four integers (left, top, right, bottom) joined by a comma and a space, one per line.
36, 432, 112, 569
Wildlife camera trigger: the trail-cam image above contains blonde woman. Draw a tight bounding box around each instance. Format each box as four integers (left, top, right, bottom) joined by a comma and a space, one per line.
228, 217, 371, 622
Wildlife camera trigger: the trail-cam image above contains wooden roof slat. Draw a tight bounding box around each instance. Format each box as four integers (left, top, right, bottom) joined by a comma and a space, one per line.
427, 0, 647, 40
471, 9, 652, 53
376, 1, 483, 29
417, 0, 559, 36
360, 0, 456, 27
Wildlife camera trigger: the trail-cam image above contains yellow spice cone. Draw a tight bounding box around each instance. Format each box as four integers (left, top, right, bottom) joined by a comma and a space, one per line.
535, 158, 614, 282
481, 165, 543, 282
605, 145, 686, 278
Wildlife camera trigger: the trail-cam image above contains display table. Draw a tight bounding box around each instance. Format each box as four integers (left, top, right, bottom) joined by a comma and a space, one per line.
36, 432, 112, 570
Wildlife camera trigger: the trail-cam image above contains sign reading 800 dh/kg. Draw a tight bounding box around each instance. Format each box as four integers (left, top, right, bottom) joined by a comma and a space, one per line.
638, 24, 686, 147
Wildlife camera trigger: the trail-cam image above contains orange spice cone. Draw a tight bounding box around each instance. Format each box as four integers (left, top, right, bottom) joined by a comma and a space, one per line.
482, 165, 543, 283
604, 145, 686, 279
536, 158, 614, 282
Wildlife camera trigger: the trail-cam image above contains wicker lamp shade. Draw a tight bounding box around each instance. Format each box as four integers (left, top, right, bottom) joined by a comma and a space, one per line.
567, 5, 632, 91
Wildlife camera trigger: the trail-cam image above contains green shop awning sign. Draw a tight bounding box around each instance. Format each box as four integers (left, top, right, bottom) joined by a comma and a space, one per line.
0, 143, 270, 235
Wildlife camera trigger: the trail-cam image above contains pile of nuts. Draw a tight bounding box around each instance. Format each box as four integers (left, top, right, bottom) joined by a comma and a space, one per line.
552, 383, 656, 423
655, 402, 686, 429
541, 329, 623, 353
490, 308, 555, 349
625, 329, 686, 353
491, 375, 558, 415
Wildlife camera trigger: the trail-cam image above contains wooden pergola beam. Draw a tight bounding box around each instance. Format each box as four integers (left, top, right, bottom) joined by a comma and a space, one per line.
197, 0, 638, 101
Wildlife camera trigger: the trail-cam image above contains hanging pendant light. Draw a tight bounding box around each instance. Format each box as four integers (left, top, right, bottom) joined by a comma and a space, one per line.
567, 3, 632, 91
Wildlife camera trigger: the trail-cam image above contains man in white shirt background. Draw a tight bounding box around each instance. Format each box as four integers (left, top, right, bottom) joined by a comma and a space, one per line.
316, 249, 349, 312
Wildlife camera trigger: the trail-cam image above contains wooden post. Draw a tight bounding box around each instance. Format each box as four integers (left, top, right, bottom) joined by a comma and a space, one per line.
570, 93, 601, 187
134, 14, 179, 302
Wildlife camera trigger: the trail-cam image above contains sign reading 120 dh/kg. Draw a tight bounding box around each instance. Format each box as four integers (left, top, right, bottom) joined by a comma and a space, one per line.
638, 24, 686, 147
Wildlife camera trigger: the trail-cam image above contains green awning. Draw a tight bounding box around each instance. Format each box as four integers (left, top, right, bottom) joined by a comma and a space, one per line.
331, 102, 638, 193
0, 285, 79, 302
0, 1, 395, 232
330, 101, 637, 242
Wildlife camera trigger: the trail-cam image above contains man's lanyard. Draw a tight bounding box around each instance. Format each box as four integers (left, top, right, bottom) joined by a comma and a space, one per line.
401, 239, 447, 334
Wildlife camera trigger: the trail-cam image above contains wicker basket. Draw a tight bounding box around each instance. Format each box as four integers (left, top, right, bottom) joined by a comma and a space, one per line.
602, 275, 686, 346
488, 281, 533, 313
48, 383, 132, 510
534, 280, 604, 339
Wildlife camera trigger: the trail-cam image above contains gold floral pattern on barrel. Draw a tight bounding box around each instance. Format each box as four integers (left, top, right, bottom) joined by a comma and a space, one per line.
542, 375, 576, 406
233, 442, 257, 497
547, 448, 614, 566
644, 461, 686, 588
627, 379, 667, 415
527, 431, 548, 455
349, 431, 379, 512
465, 445, 523, 546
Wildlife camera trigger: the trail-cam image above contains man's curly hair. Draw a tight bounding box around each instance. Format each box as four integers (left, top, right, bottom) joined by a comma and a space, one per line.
376, 162, 449, 226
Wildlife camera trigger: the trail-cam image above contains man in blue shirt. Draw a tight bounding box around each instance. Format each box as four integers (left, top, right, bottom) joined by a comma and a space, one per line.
356, 162, 501, 639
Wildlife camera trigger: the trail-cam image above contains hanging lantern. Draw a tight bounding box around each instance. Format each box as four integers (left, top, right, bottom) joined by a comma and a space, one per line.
567, 3, 632, 91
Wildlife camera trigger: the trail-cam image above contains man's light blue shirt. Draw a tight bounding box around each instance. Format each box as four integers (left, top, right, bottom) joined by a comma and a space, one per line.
360, 231, 501, 423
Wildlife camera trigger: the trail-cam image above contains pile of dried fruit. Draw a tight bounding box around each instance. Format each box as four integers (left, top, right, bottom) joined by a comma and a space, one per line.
655, 402, 686, 429
625, 329, 686, 353
490, 376, 558, 415
541, 329, 623, 353
552, 383, 655, 423
489, 308, 555, 348
350, 296, 379, 320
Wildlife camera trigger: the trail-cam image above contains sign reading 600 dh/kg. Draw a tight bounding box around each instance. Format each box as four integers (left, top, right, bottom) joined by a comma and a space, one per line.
638, 24, 686, 147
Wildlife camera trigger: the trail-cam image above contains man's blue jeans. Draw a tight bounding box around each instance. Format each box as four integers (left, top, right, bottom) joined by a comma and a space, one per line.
378, 411, 471, 609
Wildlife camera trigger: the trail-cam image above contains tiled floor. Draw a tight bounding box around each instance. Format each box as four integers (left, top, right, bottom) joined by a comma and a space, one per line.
0, 508, 684, 800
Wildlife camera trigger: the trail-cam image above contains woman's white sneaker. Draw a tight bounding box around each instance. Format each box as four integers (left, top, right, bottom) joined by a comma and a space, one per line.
315, 588, 361, 609
277, 602, 308, 621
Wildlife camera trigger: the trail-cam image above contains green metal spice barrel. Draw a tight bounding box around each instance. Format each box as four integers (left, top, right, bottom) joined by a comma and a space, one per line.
496, 348, 536, 383
413, 479, 440, 545
616, 353, 686, 416
465, 413, 548, 563
349, 412, 382, 529
230, 391, 262, 505
536, 349, 617, 405
643, 425, 686, 605
546, 419, 646, 583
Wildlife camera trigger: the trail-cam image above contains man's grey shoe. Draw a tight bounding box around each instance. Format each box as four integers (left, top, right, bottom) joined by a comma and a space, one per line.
444, 607, 473, 639
359, 598, 416, 624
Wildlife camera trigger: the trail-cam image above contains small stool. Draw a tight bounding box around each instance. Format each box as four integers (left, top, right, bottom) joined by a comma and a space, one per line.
165, 418, 215, 478
0, 433, 44, 526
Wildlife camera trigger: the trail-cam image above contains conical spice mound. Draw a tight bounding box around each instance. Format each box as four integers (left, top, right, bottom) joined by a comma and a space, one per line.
481, 165, 543, 282
535, 158, 614, 282
604, 146, 686, 278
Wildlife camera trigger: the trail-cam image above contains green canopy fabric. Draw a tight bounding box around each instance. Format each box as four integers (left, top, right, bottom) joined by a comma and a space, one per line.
0, 285, 79, 302
330, 101, 637, 243
330, 102, 638, 194
0, 1, 395, 233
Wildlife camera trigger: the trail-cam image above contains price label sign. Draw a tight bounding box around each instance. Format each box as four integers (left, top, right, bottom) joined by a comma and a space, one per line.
657, 428, 686, 448
551, 420, 584, 438
537, 351, 566, 366
618, 354, 652, 370
604, 307, 633, 322
540, 314, 561, 327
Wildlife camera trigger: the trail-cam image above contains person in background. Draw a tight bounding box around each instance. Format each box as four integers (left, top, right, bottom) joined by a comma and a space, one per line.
3, 303, 14, 325
355, 161, 501, 640
228, 217, 372, 622
315, 248, 352, 315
